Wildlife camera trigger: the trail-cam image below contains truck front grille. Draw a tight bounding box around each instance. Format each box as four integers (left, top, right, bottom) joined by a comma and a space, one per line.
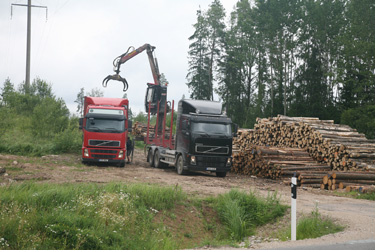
89, 140, 120, 147
91, 154, 116, 159
91, 149, 118, 154
196, 156, 226, 167
195, 144, 229, 154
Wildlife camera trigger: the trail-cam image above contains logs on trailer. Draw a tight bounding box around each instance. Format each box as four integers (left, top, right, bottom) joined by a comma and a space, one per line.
132, 121, 172, 140
233, 115, 375, 192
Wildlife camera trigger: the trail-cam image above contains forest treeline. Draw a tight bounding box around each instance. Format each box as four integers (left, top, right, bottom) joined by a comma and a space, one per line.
186, 0, 375, 138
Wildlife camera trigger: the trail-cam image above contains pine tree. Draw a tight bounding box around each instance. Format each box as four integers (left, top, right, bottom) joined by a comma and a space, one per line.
187, 0, 226, 100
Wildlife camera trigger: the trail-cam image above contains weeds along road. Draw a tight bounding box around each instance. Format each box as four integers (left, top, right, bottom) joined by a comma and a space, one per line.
1, 148, 375, 249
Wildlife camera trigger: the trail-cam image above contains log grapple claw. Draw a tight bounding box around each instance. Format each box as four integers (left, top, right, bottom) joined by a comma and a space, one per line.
102, 74, 129, 92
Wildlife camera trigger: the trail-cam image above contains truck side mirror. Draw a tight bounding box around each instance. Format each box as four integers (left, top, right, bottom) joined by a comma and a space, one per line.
79, 118, 83, 130
128, 120, 133, 132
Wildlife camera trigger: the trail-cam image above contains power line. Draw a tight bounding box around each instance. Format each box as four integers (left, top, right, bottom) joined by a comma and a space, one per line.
11, 0, 47, 89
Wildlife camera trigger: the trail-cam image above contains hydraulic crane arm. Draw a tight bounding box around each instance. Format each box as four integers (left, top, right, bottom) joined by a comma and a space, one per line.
102, 43, 161, 91
103, 43, 172, 142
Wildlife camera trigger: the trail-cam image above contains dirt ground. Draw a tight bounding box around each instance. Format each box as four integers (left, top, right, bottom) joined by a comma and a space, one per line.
1, 148, 375, 249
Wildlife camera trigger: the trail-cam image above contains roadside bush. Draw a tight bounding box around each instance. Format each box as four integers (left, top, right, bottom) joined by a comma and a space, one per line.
53, 126, 82, 154
214, 189, 287, 241
31, 97, 70, 138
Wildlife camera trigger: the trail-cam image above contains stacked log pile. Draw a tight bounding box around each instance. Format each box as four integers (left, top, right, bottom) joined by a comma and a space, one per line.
232, 144, 330, 187
132, 121, 149, 138
132, 121, 172, 140
238, 115, 375, 171
322, 171, 375, 192
233, 115, 375, 192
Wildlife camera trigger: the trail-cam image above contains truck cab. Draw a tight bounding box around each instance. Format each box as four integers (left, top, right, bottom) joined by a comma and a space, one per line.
174, 100, 235, 177
79, 97, 131, 167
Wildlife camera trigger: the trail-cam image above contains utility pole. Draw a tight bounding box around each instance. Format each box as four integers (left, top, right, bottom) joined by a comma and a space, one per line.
11, 0, 47, 89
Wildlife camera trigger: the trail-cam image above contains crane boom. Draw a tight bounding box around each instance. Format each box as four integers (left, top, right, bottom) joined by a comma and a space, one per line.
103, 43, 161, 91
102, 43, 170, 128
117, 44, 161, 86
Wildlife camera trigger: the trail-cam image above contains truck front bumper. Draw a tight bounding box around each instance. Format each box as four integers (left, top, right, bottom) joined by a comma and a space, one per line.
81, 147, 126, 166
81, 158, 125, 165
185, 155, 232, 173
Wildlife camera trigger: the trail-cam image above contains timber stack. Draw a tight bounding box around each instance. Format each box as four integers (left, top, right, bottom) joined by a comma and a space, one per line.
232, 144, 330, 186
132, 121, 172, 140
233, 115, 375, 192
321, 171, 375, 193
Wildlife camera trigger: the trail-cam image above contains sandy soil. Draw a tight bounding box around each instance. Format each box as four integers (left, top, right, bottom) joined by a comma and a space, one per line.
1, 148, 374, 249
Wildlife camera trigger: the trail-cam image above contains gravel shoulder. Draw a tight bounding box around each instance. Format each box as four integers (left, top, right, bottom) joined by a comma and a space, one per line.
1, 148, 374, 249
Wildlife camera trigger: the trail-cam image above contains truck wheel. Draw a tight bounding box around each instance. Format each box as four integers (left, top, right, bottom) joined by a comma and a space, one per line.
216, 172, 227, 177
176, 155, 187, 175
153, 150, 165, 168
147, 149, 155, 167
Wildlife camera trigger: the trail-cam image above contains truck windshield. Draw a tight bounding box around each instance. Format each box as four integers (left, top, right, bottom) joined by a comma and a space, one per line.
86, 118, 125, 133
191, 122, 231, 136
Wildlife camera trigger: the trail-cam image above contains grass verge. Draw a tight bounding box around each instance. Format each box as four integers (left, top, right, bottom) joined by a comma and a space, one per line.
276, 205, 345, 241
335, 190, 375, 201
0, 183, 345, 249
0, 182, 185, 250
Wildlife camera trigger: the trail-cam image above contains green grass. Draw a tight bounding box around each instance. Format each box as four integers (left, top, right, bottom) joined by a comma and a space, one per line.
277, 206, 345, 241
0, 124, 81, 157
0, 182, 185, 250
212, 189, 288, 241
336, 190, 375, 201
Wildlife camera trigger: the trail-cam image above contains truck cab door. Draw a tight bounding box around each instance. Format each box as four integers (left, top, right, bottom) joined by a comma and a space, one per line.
177, 117, 190, 152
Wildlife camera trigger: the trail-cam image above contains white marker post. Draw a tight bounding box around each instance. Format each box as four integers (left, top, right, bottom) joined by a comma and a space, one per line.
291, 173, 297, 241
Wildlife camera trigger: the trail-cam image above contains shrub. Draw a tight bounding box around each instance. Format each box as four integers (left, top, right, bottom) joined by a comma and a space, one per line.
214, 189, 287, 241
53, 127, 82, 154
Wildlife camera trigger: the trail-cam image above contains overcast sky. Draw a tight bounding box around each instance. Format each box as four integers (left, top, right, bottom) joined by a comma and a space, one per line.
0, 0, 238, 116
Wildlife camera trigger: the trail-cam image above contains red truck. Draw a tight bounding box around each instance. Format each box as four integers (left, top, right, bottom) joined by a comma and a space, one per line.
79, 96, 132, 167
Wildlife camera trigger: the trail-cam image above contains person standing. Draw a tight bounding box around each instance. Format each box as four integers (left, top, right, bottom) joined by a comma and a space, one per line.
126, 137, 133, 163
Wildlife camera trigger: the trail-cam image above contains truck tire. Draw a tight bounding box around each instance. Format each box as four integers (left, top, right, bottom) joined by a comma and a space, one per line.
153, 150, 165, 168
176, 155, 188, 175
216, 172, 227, 177
147, 149, 155, 167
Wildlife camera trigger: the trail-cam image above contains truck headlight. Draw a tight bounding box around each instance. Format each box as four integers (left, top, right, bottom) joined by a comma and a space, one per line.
226, 158, 231, 167
190, 156, 196, 165
84, 149, 89, 157
119, 150, 124, 158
